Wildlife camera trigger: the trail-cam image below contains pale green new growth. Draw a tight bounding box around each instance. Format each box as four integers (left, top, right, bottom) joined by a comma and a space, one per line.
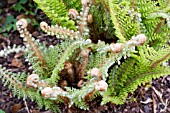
0, 0, 169, 112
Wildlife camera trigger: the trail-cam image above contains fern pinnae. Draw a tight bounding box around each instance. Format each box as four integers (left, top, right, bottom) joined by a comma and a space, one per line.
0, 45, 25, 57
49, 39, 92, 84
106, 46, 170, 104
0, 67, 27, 91
63, 0, 82, 11
107, 0, 126, 42
34, 0, 76, 30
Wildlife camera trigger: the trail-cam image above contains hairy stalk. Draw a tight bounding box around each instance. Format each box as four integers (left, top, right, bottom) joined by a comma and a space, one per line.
16, 19, 46, 67
40, 21, 81, 39
0, 45, 25, 57
78, 2, 92, 36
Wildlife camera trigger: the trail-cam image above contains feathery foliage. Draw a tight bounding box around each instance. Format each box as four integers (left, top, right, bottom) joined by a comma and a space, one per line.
103, 46, 170, 104
0, 66, 60, 112
33, 0, 76, 30
0, 0, 169, 112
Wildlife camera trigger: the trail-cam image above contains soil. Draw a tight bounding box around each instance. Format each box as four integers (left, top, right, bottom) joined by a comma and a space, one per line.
0, 1, 170, 113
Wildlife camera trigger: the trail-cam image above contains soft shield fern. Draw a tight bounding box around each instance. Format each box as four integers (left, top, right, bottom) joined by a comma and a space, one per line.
0, 0, 169, 112
103, 46, 170, 105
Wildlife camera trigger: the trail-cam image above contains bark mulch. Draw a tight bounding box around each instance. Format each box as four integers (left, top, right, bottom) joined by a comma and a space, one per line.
0, 1, 170, 113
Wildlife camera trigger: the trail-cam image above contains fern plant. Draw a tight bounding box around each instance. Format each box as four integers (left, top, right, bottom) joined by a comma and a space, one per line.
0, 0, 170, 112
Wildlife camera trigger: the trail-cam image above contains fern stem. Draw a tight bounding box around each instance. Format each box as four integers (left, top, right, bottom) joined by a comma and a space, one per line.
16, 19, 46, 67
132, 0, 135, 10
24, 31, 46, 66
40, 22, 81, 39
100, 0, 110, 12
151, 52, 170, 68
154, 18, 166, 34
0, 45, 25, 57
79, 48, 91, 79
78, 4, 91, 36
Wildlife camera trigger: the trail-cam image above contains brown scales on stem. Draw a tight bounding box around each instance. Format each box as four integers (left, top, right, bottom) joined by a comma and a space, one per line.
61, 61, 75, 85
24, 31, 46, 67
40, 21, 81, 39
100, 0, 110, 12
79, 48, 91, 79
78, 6, 90, 35
154, 18, 166, 34
77, 48, 91, 87
16, 19, 46, 67
150, 52, 170, 68
132, 0, 135, 10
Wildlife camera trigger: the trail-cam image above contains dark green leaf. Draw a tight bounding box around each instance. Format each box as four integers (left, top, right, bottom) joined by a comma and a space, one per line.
15, 4, 24, 12
4, 15, 14, 25
19, 0, 28, 4
5, 24, 13, 32
0, 109, 5, 113
0, 29, 2, 33
26, 18, 31, 23
2, 33, 8, 37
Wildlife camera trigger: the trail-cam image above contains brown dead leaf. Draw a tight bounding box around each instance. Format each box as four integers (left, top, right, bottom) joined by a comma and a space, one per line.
32, 109, 40, 113
14, 52, 24, 58
0, 17, 5, 25
152, 91, 157, 113
11, 58, 23, 67
11, 103, 22, 113
32, 31, 40, 37
9, 92, 13, 98
8, 0, 16, 4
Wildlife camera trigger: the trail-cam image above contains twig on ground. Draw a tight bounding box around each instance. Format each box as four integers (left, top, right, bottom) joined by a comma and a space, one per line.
24, 100, 30, 113
160, 99, 169, 112
162, 75, 168, 83
152, 91, 157, 113
140, 98, 152, 104
151, 86, 165, 105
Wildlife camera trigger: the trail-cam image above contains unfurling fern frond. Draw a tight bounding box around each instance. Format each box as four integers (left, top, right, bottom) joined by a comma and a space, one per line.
0, 66, 60, 112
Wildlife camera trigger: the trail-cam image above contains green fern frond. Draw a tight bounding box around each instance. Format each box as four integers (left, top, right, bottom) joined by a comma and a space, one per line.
63, 0, 82, 11
107, 0, 126, 42
33, 0, 76, 30
0, 67, 60, 112
1, 0, 169, 111
103, 46, 170, 104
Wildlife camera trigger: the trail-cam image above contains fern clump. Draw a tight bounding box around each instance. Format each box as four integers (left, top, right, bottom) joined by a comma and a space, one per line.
0, 0, 169, 112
